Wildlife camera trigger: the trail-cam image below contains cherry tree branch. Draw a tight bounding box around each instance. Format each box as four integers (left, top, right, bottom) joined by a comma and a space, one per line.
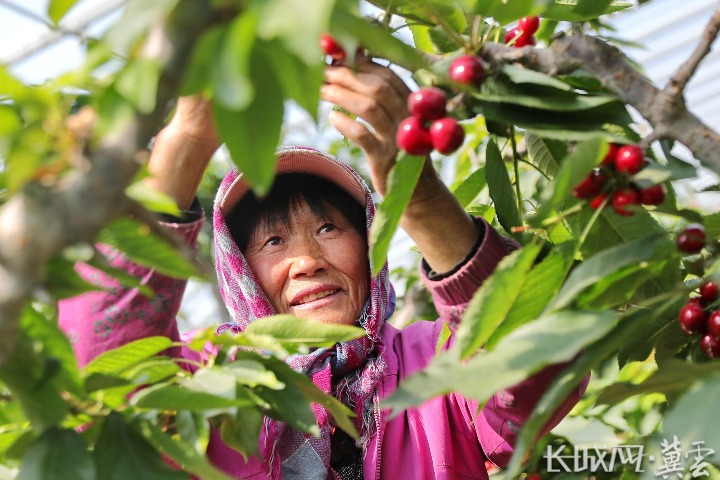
480, 33, 720, 172
0, 0, 218, 365
668, 4, 720, 96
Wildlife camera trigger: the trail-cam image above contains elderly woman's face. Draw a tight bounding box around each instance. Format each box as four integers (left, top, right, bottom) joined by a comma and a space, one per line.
243, 199, 369, 326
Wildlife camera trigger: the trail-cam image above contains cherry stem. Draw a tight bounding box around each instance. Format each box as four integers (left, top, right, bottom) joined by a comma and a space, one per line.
540, 203, 582, 227
429, 6, 467, 49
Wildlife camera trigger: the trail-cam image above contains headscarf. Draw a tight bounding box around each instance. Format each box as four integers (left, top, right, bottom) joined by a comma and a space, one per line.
212, 147, 395, 479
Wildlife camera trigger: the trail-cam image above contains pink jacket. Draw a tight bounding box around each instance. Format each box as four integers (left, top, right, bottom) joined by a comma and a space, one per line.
59, 216, 585, 480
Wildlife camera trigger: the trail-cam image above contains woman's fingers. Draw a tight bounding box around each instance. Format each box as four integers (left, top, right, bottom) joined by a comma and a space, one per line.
323, 63, 410, 125
320, 83, 396, 140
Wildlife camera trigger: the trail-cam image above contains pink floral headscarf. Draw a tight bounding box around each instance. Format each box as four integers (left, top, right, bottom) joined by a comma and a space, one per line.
213, 147, 395, 478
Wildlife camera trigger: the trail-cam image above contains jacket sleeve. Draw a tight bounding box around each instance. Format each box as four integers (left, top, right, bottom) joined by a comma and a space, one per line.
420, 218, 520, 329
58, 217, 204, 368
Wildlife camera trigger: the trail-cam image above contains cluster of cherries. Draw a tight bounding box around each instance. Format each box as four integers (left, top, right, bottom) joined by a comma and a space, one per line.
679, 279, 720, 359
396, 88, 465, 156
572, 143, 666, 216
504, 15, 540, 47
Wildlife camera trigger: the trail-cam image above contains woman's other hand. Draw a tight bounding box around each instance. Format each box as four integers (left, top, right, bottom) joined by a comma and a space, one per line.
145, 95, 221, 210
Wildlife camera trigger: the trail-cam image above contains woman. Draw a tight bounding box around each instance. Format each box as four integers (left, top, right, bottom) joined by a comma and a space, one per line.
60, 55, 584, 479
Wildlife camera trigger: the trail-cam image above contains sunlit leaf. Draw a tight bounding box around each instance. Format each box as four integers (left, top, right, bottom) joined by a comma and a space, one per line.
84, 337, 173, 376
244, 315, 365, 349
454, 243, 543, 358
369, 153, 425, 275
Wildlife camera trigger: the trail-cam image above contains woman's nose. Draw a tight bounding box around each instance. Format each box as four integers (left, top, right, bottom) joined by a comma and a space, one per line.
288, 241, 326, 278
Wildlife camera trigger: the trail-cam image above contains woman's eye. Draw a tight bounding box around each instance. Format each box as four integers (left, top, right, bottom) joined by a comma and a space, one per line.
319, 223, 337, 234
264, 236, 282, 247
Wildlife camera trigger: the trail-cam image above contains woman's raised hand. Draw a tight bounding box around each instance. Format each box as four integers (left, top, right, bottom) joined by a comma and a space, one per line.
321, 54, 412, 197
321, 55, 479, 274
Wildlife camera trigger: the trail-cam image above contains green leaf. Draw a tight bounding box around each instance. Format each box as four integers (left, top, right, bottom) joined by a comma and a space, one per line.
134, 367, 255, 411
550, 235, 667, 310
122, 359, 181, 385
436, 322, 452, 354
452, 166, 486, 208
114, 59, 161, 114
330, 9, 429, 72
83, 337, 173, 375
225, 360, 285, 389
541, 0, 632, 21
258, 0, 334, 66
575, 208, 679, 298
21, 307, 83, 395
369, 153, 425, 275
263, 38, 323, 119
48, 0, 78, 23
97, 217, 199, 279
661, 374, 720, 462
213, 44, 284, 196
502, 65, 573, 92
219, 409, 263, 460
18, 428, 94, 480
95, 413, 185, 480
125, 182, 182, 217
180, 26, 223, 96
212, 12, 257, 111
617, 297, 684, 367
454, 243, 543, 358
259, 355, 357, 440
485, 138, 522, 235
135, 419, 233, 480
0, 309, 69, 431
525, 133, 563, 179
384, 309, 617, 413
486, 243, 575, 348
472, 0, 552, 25
243, 315, 365, 350
44, 255, 99, 299
577, 260, 668, 310
572, 0, 614, 17
596, 359, 720, 406
529, 137, 605, 225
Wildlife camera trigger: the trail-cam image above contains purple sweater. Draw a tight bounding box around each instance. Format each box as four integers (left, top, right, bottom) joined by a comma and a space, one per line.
59, 218, 585, 480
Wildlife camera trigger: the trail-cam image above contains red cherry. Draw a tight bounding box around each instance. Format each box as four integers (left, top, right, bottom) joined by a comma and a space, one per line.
612, 188, 640, 216
518, 16, 541, 35
708, 311, 720, 340
688, 296, 705, 306
429, 117, 465, 154
504, 28, 536, 47
407, 87, 447, 121
679, 301, 708, 335
701, 281, 719, 303
601, 143, 618, 167
572, 169, 606, 199
590, 193, 608, 210
319, 33, 345, 60
700, 334, 720, 358
614, 145, 645, 174
639, 184, 666, 206
396, 117, 433, 156
676, 224, 706, 254
448, 55, 486, 86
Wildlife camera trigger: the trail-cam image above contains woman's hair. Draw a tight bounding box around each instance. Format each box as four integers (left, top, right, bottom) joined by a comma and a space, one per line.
225, 173, 367, 252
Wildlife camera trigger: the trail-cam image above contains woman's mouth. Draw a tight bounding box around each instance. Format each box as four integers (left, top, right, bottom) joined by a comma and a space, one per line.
292, 289, 340, 306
